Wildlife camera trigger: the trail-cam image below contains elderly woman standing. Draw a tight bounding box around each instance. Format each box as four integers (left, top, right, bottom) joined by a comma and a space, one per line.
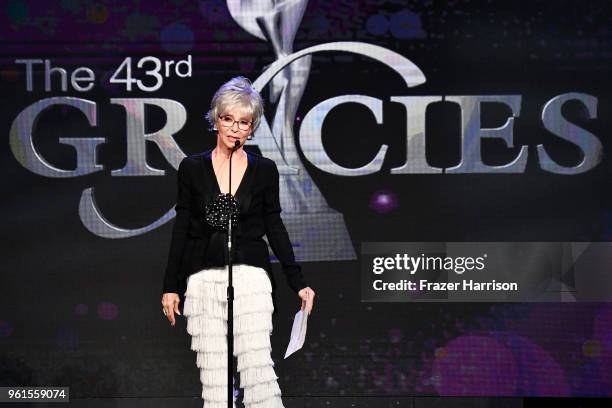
161, 76, 315, 408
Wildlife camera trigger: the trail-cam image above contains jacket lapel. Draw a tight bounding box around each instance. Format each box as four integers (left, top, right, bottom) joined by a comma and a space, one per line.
200, 149, 217, 202
237, 150, 257, 212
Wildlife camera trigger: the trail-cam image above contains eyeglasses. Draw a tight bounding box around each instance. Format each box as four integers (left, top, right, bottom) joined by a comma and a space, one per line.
218, 114, 252, 131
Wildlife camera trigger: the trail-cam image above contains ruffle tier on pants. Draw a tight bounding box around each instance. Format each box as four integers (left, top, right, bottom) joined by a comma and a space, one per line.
183, 264, 284, 408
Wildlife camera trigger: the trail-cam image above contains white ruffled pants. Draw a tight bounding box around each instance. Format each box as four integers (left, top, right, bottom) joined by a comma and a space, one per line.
183, 264, 284, 408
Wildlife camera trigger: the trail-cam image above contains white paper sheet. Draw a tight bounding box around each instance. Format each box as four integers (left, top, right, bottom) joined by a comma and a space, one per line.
284, 309, 308, 359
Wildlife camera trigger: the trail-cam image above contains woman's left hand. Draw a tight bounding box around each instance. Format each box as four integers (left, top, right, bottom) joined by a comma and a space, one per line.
298, 287, 315, 315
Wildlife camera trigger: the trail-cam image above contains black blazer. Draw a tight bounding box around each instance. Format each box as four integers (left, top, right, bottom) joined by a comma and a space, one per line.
162, 148, 307, 314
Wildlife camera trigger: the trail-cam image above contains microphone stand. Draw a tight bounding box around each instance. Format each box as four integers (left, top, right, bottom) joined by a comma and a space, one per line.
226, 140, 240, 408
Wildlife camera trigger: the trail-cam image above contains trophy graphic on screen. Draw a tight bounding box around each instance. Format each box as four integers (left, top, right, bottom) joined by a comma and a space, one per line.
227, 0, 356, 261
45, 1, 426, 244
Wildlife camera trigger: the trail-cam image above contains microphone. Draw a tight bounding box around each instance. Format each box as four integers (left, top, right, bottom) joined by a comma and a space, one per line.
232, 140, 241, 151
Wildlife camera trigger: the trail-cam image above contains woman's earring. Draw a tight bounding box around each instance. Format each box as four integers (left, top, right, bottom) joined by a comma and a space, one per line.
247, 133, 253, 140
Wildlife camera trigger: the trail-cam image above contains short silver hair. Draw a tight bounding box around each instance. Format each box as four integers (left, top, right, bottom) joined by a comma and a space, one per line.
205, 76, 264, 133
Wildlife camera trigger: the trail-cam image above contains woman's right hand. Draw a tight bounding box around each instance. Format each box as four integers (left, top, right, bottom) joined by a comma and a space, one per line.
161, 293, 181, 326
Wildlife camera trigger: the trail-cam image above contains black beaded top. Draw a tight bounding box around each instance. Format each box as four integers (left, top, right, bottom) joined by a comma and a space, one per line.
204, 192, 240, 230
